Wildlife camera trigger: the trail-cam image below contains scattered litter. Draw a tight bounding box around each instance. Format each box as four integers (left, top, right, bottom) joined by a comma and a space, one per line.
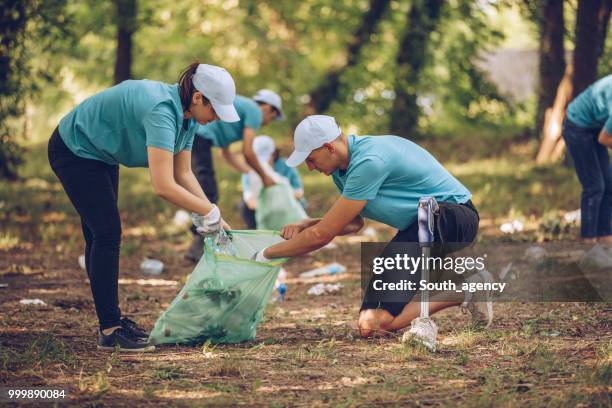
307, 283, 343, 296
541, 331, 561, 337
500, 220, 524, 234
78, 254, 86, 270
140, 258, 164, 275
563, 209, 581, 224
19, 299, 46, 306
173, 210, 191, 227
275, 268, 287, 302
0, 283, 8, 289
118, 278, 177, 286
299, 262, 347, 279
524, 245, 547, 261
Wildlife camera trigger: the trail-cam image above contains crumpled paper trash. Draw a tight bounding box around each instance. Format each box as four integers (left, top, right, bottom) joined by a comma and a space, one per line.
307, 283, 343, 296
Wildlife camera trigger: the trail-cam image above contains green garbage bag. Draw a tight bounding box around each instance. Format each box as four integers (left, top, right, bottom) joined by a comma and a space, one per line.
256, 183, 307, 231
149, 230, 287, 345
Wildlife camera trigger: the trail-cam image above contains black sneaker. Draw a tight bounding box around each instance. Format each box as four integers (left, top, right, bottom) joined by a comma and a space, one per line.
121, 317, 149, 340
97, 327, 155, 352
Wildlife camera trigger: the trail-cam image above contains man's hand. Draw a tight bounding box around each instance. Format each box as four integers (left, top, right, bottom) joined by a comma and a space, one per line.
262, 174, 277, 188
192, 205, 222, 235
280, 220, 311, 240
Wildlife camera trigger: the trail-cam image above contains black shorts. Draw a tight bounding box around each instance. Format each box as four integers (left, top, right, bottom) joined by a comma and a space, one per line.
360, 200, 479, 317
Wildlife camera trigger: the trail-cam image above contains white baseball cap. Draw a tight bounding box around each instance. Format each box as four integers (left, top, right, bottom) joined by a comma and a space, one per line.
192, 64, 239, 122
253, 135, 276, 163
286, 115, 341, 167
252, 89, 285, 121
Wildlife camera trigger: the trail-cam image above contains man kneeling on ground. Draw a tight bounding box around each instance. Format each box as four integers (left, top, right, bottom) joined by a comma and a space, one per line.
252, 115, 493, 337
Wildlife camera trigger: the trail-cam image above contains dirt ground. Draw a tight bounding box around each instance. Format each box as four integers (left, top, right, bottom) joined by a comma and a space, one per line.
1, 231, 610, 407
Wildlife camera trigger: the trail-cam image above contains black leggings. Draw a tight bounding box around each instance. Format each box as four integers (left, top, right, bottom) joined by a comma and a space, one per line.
361, 200, 479, 316
48, 128, 122, 330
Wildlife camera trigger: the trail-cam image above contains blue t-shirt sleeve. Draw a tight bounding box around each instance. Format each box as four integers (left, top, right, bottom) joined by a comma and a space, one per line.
287, 167, 303, 190
342, 156, 388, 200
143, 103, 177, 152
243, 103, 263, 130
182, 132, 194, 152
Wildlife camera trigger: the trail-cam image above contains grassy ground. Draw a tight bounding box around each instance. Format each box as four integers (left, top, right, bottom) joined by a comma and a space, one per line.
1, 133, 610, 406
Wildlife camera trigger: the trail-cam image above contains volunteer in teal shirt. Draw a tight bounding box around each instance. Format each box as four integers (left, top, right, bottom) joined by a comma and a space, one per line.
563, 74, 612, 242
48, 63, 239, 352
185, 89, 286, 262
330, 135, 471, 230
252, 115, 490, 338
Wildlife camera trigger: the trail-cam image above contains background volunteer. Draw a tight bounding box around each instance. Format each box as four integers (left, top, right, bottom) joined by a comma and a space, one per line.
240, 135, 305, 229
185, 89, 285, 261
252, 115, 491, 337
563, 74, 612, 243
48, 63, 238, 352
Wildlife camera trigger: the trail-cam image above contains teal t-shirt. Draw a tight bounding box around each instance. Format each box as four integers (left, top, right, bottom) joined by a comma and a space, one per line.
566, 74, 612, 133
196, 95, 262, 148
332, 135, 472, 231
59, 80, 195, 168
274, 158, 303, 190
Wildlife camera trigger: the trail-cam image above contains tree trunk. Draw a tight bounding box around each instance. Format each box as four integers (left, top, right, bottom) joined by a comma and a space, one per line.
536, 0, 610, 163
0, 1, 28, 180
536, 65, 573, 164
535, 0, 565, 140
113, 0, 137, 85
572, 0, 611, 98
306, 0, 390, 114
389, 0, 443, 139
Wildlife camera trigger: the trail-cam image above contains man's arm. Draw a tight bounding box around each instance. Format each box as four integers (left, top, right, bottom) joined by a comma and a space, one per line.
243, 127, 276, 186
264, 197, 367, 258
221, 147, 251, 173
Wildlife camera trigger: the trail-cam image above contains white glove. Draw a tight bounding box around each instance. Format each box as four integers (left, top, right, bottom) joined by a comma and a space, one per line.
251, 247, 271, 262
191, 205, 222, 235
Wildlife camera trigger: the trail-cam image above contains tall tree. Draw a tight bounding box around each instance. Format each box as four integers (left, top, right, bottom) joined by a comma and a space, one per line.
306, 0, 390, 115
389, 0, 444, 139
0, 0, 70, 180
572, 0, 611, 98
536, 0, 611, 163
535, 0, 565, 140
113, 0, 137, 84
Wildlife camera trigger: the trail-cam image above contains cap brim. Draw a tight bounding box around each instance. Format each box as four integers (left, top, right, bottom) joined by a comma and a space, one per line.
213, 102, 240, 122
285, 150, 310, 167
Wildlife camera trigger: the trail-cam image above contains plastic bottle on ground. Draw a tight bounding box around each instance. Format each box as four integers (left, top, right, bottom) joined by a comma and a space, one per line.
299, 262, 347, 279
275, 268, 287, 301
140, 258, 164, 275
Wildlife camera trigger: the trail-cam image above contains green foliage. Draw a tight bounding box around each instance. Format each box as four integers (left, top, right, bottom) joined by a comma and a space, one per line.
0, 0, 72, 179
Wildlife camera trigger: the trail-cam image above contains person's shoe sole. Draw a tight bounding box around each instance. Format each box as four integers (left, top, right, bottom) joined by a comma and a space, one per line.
97, 345, 156, 353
